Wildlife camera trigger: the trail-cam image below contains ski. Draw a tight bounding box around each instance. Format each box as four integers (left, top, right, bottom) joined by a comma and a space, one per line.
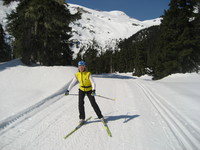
64, 116, 92, 139
101, 119, 112, 137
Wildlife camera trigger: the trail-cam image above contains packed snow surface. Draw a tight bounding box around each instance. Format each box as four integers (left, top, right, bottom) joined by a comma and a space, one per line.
0, 60, 200, 150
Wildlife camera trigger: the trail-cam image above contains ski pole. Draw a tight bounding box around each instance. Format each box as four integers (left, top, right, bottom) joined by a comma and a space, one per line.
66, 93, 116, 101
95, 94, 116, 101
68, 94, 78, 96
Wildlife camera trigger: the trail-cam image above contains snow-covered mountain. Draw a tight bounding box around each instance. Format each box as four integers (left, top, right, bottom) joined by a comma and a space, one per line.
68, 3, 161, 55
0, 2, 161, 56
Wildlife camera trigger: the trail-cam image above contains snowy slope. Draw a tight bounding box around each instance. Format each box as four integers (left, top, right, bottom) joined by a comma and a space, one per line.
0, 60, 200, 150
68, 3, 161, 54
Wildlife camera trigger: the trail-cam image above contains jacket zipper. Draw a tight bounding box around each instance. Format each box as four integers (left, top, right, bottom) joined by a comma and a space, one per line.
81, 72, 85, 91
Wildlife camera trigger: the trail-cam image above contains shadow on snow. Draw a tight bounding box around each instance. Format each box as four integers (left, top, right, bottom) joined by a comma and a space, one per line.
0, 59, 25, 72
87, 114, 140, 124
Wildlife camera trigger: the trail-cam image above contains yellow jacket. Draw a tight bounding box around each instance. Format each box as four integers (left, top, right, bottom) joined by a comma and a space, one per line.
75, 72, 92, 91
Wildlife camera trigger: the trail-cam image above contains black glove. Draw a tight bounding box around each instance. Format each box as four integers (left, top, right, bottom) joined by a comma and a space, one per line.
91, 90, 96, 96
65, 90, 69, 96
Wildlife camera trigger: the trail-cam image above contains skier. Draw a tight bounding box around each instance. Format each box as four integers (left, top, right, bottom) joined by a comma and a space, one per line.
65, 60, 104, 124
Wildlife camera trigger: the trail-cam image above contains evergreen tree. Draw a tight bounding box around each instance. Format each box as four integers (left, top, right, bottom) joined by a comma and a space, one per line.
0, 24, 11, 62
5, 0, 80, 65
117, 26, 160, 76
153, 0, 199, 79
97, 50, 114, 73
193, 0, 200, 68
83, 40, 99, 73
133, 42, 146, 76
117, 39, 135, 73
0, 24, 5, 61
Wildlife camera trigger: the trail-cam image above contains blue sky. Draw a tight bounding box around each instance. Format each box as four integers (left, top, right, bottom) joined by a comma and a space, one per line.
65, 0, 170, 21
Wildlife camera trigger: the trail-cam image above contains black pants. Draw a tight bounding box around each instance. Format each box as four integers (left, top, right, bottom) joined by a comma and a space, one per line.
79, 89, 103, 119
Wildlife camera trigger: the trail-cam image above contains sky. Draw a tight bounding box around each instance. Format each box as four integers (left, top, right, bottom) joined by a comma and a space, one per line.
65, 0, 170, 21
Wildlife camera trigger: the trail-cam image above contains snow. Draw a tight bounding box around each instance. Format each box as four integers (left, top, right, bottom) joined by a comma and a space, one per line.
0, 59, 77, 121
0, 60, 200, 150
0, 1, 18, 29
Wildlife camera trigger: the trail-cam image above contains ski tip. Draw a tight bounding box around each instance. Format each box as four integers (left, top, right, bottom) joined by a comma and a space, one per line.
64, 135, 69, 139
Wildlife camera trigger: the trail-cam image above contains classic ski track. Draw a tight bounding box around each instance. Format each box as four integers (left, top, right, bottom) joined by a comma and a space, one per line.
27, 98, 77, 143
0, 79, 77, 134
135, 80, 200, 150
0, 92, 66, 134
0, 95, 78, 150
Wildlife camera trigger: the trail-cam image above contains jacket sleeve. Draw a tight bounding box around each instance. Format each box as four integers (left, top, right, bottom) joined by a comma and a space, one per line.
67, 76, 78, 91
89, 75, 96, 90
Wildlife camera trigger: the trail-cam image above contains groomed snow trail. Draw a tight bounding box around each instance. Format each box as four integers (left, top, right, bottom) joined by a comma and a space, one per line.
0, 74, 199, 150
